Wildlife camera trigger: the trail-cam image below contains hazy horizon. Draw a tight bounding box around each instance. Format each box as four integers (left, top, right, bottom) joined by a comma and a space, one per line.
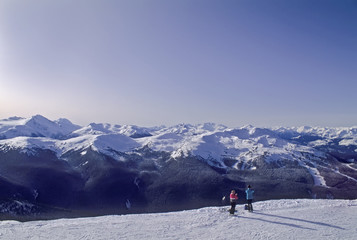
1, 0, 356, 128
1, 114, 357, 129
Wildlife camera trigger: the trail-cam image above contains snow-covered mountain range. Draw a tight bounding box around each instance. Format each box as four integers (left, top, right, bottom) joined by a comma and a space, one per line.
0, 115, 356, 219
1, 115, 356, 166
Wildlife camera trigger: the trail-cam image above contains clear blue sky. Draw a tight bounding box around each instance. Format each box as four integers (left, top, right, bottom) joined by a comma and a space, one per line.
1, 0, 356, 127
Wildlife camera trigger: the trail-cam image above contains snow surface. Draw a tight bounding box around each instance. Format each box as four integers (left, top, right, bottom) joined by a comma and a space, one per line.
0, 199, 356, 240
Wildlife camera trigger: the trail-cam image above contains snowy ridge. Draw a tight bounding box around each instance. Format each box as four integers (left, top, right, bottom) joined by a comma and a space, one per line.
1, 115, 356, 155
1, 199, 356, 240
0, 115, 81, 140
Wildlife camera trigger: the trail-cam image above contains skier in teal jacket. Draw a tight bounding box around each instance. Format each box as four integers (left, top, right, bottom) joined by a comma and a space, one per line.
245, 185, 255, 212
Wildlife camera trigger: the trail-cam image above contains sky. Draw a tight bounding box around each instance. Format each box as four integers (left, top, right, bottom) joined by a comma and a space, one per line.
0, 0, 356, 128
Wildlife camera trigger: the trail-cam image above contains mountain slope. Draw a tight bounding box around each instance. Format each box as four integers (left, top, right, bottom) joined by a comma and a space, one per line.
0, 115, 356, 219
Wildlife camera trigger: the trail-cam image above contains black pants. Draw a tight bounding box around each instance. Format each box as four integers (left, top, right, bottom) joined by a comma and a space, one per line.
230, 201, 236, 214
247, 199, 253, 212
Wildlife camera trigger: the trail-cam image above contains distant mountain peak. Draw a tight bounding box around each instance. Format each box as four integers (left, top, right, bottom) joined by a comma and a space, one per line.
3, 116, 24, 121
29, 114, 49, 121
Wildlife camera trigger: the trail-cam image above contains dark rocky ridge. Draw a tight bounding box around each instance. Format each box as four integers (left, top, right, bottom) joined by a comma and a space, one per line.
0, 145, 356, 221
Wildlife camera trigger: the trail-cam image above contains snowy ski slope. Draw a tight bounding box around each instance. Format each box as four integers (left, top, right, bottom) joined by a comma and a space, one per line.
0, 199, 356, 240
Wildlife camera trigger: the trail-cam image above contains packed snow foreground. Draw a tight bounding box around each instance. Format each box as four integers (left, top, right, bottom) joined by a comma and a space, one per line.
1, 199, 356, 240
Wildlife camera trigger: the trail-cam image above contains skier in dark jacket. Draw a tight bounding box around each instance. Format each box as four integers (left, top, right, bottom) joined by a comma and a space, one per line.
245, 185, 254, 212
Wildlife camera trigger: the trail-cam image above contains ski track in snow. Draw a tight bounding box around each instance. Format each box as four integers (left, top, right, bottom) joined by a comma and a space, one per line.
0, 199, 356, 240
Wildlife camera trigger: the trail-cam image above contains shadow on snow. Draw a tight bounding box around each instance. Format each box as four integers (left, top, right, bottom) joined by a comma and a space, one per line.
238, 211, 345, 231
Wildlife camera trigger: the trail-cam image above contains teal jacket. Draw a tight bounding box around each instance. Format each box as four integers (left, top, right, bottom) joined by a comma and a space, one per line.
245, 188, 254, 200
